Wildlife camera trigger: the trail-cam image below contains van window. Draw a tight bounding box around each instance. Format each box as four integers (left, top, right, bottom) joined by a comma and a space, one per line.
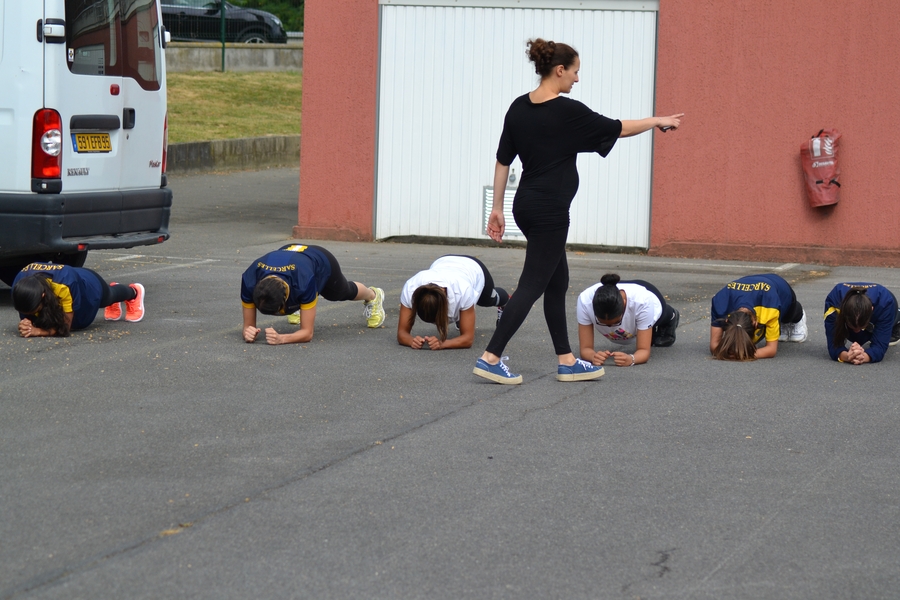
66, 0, 161, 91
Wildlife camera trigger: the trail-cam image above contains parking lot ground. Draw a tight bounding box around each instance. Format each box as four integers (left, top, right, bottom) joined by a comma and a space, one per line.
2, 167, 899, 599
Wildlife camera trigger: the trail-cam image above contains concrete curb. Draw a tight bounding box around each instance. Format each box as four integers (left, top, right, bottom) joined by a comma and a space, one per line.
167, 135, 300, 175
166, 42, 303, 73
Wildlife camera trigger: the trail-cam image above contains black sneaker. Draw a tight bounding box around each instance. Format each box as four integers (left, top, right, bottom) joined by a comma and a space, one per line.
652, 307, 680, 347
890, 321, 900, 346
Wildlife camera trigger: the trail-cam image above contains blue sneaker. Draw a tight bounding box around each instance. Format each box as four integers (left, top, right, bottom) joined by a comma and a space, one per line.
557, 359, 605, 382
473, 356, 522, 385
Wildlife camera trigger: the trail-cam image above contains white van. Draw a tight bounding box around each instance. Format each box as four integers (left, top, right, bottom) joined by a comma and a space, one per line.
0, 0, 172, 284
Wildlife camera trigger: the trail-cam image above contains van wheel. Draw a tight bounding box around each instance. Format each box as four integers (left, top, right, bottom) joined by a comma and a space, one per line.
0, 265, 24, 286
237, 32, 268, 43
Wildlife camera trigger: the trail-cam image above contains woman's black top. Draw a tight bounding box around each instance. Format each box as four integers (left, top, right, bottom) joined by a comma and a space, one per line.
496, 94, 622, 216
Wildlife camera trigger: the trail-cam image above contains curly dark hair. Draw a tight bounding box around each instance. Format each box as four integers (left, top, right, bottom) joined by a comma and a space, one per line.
526, 38, 579, 78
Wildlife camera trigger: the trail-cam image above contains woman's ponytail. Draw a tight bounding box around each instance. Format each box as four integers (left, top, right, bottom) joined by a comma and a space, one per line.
713, 311, 757, 361
411, 284, 450, 341
592, 274, 625, 321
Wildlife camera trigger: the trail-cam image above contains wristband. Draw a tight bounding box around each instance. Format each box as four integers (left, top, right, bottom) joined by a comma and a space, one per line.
629, 354, 635, 367
838, 356, 844, 363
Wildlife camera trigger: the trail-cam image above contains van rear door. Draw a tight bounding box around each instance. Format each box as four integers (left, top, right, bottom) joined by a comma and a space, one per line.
45, 0, 166, 194
0, 1, 46, 193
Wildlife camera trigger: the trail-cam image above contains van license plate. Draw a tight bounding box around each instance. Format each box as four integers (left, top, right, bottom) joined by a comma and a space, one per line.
72, 133, 112, 153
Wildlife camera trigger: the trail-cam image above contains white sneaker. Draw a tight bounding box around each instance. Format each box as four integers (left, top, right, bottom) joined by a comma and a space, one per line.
787, 310, 808, 343
778, 322, 793, 342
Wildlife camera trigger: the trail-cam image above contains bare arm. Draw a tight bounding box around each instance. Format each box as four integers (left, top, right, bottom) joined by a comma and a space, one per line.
242, 306, 259, 342
264, 305, 316, 345
397, 304, 426, 349
755, 338, 778, 359
606, 328, 653, 366
709, 326, 722, 355
18, 312, 73, 337
579, 324, 606, 365
620, 113, 684, 138
486, 161, 509, 243
426, 306, 476, 350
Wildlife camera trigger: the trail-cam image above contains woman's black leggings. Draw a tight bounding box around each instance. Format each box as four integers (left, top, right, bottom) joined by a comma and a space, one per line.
311, 246, 361, 302
85, 269, 136, 307
780, 286, 804, 325
485, 223, 571, 357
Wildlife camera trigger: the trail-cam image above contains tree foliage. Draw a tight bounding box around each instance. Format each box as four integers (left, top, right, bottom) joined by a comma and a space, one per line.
231, 0, 304, 32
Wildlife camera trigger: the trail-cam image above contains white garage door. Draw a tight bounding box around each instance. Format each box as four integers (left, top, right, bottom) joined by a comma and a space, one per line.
376, 0, 659, 248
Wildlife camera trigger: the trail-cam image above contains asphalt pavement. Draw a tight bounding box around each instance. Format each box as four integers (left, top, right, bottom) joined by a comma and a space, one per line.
1, 167, 898, 599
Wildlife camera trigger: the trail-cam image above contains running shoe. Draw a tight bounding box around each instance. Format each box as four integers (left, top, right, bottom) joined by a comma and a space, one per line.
787, 310, 808, 343
124, 283, 145, 323
473, 356, 522, 385
364, 287, 386, 328
287, 311, 301, 325
652, 307, 680, 347
104, 282, 123, 321
557, 359, 604, 382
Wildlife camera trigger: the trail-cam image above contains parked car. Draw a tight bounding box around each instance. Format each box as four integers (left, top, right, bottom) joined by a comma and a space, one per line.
161, 0, 287, 44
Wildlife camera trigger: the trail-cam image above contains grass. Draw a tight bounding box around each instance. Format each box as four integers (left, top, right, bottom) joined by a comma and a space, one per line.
166, 71, 302, 143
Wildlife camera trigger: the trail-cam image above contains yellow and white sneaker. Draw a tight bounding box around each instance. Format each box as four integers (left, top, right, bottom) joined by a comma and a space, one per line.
287, 311, 301, 325
364, 287, 385, 328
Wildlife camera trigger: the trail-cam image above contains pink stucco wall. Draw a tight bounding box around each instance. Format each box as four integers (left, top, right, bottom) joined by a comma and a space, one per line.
299, 0, 900, 265
652, 0, 900, 265
294, 0, 378, 242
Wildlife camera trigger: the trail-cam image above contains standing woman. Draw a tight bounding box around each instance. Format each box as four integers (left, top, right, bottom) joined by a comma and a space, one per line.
473, 38, 683, 384
398, 255, 509, 350
576, 274, 680, 368
824, 282, 900, 364
12, 262, 145, 337
709, 274, 807, 361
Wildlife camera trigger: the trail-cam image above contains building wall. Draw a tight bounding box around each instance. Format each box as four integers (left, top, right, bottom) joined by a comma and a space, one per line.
294, 0, 378, 241
299, 0, 900, 265
652, 0, 900, 266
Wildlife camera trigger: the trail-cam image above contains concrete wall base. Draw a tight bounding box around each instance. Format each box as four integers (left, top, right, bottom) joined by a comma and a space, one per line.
166, 42, 302, 72
167, 135, 299, 175
650, 242, 900, 268
293, 225, 373, 243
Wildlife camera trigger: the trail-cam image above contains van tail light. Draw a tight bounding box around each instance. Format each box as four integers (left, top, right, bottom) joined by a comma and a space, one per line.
161, 112, 168, 174
32, 109, 63, 179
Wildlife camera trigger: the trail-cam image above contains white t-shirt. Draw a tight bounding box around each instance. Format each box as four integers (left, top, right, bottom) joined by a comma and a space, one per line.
576, 282, 662, 345
400, 256, 485, 322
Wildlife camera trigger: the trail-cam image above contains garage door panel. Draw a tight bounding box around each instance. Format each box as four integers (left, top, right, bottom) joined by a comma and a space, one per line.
377, 2, 657, 247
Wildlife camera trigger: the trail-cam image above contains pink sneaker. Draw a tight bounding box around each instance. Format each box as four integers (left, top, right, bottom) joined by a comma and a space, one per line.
125, 283, 145, 322
104, 283, 123, 321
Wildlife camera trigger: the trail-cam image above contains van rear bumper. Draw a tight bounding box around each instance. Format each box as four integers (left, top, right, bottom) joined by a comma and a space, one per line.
0, 188, 172, 262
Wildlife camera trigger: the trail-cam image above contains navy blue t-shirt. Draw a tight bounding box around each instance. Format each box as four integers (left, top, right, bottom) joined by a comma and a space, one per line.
13, 263, 104, 330
241, 245, 332, 314
823, 282, 898, 362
